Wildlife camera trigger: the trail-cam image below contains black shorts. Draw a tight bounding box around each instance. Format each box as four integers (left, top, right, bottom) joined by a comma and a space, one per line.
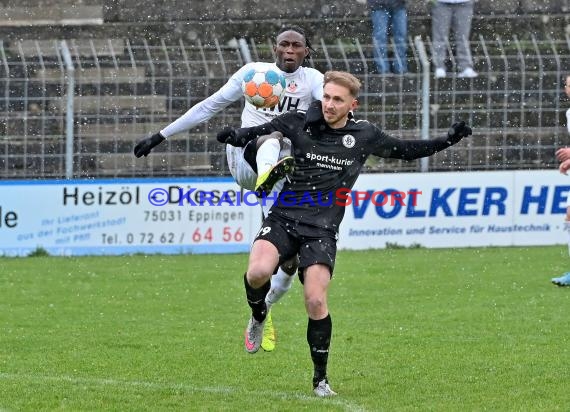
243, 139, 258, 173
255, 213, 338, 279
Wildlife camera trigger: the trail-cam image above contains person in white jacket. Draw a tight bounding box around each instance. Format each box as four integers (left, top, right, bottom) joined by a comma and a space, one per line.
431, 0, 478, 79
134, 25, 324, 349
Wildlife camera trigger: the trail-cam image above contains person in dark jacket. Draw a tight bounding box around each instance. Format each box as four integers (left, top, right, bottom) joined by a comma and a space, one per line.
217, 70, 472, 397
367, 0, 408, 74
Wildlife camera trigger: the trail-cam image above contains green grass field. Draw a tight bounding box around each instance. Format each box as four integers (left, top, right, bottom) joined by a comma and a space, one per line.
1, 246, 570, 411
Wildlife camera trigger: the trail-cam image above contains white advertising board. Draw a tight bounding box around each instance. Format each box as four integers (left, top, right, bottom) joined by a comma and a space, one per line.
338, 170, 570, 249
1, 171, 568, 256
0, 177, 259, 256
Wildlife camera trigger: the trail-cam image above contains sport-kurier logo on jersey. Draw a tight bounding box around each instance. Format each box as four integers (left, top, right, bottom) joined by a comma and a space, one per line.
287, 80, 297, 92
306, 152, 355, 171
342, 134, 355, 148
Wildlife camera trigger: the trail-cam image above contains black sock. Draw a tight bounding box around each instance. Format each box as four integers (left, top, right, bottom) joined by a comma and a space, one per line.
244, 273, 270, 322
307, 314, 332, 385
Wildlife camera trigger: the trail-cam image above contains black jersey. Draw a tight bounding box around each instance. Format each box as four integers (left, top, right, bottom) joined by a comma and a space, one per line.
234, 101, 460, 232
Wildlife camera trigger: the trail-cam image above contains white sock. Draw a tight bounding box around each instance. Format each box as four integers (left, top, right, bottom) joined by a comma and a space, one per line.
265, 267, 295, 310
256, 139, 280, 177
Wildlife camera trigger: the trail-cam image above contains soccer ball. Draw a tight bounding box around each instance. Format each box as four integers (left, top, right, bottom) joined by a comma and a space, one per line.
242, 66, 287, 109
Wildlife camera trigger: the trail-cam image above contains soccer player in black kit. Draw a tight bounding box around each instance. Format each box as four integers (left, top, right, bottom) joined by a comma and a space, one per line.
217, 70, 473, 397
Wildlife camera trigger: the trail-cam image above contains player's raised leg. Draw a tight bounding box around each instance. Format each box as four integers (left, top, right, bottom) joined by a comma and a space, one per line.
255, 133, 294, 196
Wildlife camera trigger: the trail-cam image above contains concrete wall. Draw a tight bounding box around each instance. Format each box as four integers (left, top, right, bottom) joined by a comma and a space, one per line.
0, 0, 568, 41
102, 0, 570, 21
0, 0, 567, 21
103, 0, 368, 22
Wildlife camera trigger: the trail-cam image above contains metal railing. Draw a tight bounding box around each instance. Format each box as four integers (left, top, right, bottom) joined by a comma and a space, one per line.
1, 34, 569, 179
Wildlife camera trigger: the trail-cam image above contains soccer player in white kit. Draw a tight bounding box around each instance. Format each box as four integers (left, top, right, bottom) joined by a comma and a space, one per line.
134, 26, 324, 348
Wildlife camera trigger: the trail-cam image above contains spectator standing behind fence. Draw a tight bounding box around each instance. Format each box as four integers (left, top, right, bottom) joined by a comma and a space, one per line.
368, 0, 408, 74
552, 74, 570, 286
431, 0, 478, 79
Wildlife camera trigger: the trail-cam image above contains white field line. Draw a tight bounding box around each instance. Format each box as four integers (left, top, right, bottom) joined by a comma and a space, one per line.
0, 372, 367, 412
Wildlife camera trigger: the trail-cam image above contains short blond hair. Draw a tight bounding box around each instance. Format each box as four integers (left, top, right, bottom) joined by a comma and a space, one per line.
323, 71, 362, 97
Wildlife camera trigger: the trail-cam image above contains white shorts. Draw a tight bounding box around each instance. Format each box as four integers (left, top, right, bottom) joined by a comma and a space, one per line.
226, 144, 257, 191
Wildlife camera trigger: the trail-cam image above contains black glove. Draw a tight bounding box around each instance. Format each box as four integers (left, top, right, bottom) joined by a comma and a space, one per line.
134, 132, 166, 158
216, 127, 237, 144
303, 100, 325, 135
304, 100, 323, 127
216, 127, 250, 147
447, 121, 472, 145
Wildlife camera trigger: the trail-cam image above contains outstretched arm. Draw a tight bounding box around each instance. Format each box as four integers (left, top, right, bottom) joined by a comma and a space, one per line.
134, 67, 246, 158
160, 86, 242, 138
134, 86, 242, 157
374, 121, 472, 160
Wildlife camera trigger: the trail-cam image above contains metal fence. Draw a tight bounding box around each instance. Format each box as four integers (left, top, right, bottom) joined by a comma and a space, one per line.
1, 34, 570, 179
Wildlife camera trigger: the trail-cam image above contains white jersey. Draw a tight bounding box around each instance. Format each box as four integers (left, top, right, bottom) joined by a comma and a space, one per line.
160, 61, 323, 137
238, 62, 324, 126
160, 61, 324, 191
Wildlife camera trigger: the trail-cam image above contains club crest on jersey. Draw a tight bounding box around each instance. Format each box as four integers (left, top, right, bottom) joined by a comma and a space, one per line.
287, 80, 298, 92
342, 134, 355, 148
